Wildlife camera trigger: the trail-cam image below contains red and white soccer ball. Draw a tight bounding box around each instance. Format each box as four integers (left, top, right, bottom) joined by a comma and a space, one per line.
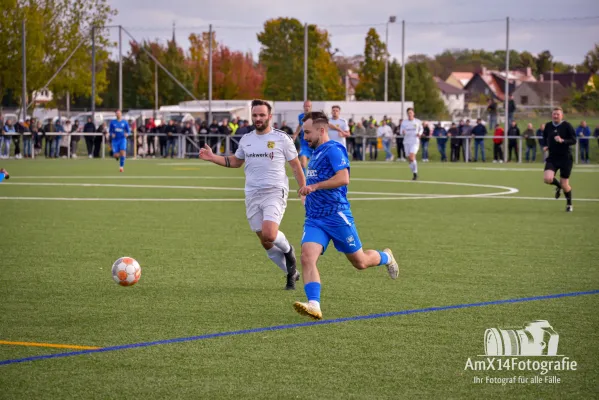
112, 257, 141, 286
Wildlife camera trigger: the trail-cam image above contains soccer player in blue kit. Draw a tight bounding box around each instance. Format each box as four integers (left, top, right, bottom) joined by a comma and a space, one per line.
0, 168, 9, 183
292, 100, 313, 175
293, 111, 399, 320
109, 110, 131, 172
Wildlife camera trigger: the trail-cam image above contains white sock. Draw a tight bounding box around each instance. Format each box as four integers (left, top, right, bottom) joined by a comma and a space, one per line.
273, 230, 291, 253
266, 246, 287, 273
410, 160, 418, 174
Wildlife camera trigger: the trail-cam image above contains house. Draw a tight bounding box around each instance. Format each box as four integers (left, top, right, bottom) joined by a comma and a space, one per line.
462, 67, 536, 107
434, 77, 466, 116
512, 81, 568, 107
541, 72, 594, 92
445, 72, 474, 89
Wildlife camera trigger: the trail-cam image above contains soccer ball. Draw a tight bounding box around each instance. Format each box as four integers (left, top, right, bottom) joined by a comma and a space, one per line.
112, 257, 141, 286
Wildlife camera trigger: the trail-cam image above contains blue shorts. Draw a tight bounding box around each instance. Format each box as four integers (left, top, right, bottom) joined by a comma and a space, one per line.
302, 210, 362, 254
111, 138, 127, 154
299, 145, 313, 159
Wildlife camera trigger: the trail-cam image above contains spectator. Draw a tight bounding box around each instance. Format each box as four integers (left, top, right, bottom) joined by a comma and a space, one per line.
166, 119, 177, 158
24, 119, 36, 158
182, 121, 193, 157
487, 98, 497, 131
2, 120, 15, 159
34, 120, 44, 156
70, 120, 81, 158
95, 122, 108, 158
53, 119, 64, 158
461, 119, 473, 161
365, 123, 378, 160
594, 124, 599, 149
394, 118, 405, 161
576, 121, 591, 164
433, 122, 448, 162
145, 118, 156, 158
420, 121, 431, 162
61, 120, 72, 158
43, 118, 54, 158
508, 94, 516, 124
537, 123, 546, 162
352, 121, 365, 161
377, 120, 394, 161
493, 126, 504, 163
83, 117, 96, 158
507, 120, 520, 162
280, 121, 293, 136
158, 121, 168, 157
449, 122, 460, 162
471, 118, 487, 162
523, 123, 536, 162
273, 122, 279, 130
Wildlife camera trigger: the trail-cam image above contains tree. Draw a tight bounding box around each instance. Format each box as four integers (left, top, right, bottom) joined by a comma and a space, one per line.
536, 50, 554, 76
375, 60, 446, 119
257, 18, 343, 101
355, 28, 386, 100
580, 44, 599, 74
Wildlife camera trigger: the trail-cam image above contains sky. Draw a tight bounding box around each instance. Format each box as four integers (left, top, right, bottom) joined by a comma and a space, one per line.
106, 0, 599, 66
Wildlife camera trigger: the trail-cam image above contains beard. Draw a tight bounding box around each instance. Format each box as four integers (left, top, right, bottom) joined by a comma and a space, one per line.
254, 119, 270, 133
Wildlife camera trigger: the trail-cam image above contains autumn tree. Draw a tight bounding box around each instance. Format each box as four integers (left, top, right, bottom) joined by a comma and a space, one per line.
257, 18, 344, 101
355, 28, 386, 100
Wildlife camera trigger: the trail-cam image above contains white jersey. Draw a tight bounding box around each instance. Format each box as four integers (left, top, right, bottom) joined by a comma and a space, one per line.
328, 118, 349, 147
235, 128, 298, 195
400, 118, 423, 143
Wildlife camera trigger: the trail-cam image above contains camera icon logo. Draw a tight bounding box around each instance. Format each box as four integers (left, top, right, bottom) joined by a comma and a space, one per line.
484, 320, 559, 356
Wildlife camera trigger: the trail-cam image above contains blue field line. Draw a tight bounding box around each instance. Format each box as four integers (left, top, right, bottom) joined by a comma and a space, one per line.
1, 289, 598, 367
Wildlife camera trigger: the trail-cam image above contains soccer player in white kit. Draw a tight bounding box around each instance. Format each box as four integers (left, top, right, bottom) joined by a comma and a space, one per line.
327, 105, 350, 147
199, 99, 307, 290
400, 108, 423, 180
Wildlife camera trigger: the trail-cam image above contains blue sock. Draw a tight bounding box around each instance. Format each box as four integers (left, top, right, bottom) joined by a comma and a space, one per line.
377, 250, 389, 266
119, 156, 125, 167
0, 174, 4, 183
304, 282, 321, 303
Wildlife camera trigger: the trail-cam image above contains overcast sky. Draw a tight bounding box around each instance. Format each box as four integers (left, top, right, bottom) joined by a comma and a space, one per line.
106, 0, 599, 66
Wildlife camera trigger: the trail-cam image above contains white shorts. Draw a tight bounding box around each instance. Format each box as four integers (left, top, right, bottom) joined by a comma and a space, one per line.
403, 141, 420, 155
245, 188, 288, 232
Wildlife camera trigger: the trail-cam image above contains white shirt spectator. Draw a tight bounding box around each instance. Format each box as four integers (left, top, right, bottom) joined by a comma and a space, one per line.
377, 125, 393, 139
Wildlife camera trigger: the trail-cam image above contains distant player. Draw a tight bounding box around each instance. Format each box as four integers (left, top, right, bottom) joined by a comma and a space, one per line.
109, 110, 130, 173
400, 108, 423, 180
327, 105, 350, 147
543, 107, 577, 212
292, 100, 313, 175
293, 111, 399, 320
0, 168, 9, 183
200, 99, 306, 289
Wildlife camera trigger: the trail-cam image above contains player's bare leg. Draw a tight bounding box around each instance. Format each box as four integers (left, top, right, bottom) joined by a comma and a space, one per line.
257, 220, 299, 289
560, 177, 573, 212
117, 149, 126, 172
407, 152, 418, 180
293, 242, 323, 320
345, 248, 398, 279
543, 169, 561, 199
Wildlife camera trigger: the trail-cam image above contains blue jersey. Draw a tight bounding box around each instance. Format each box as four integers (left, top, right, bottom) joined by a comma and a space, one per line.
109, 119, 130, 140
298, 112, 309, 148
305, 140, 350, 219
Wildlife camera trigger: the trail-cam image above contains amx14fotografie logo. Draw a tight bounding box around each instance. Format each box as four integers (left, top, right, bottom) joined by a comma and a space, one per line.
465, 320, 578, 385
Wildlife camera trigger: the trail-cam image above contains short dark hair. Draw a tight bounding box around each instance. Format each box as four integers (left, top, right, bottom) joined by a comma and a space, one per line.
302, 111, 329, 125
331, 105, 341, 111
407, 107, 414, 113
251, 99, 272, 114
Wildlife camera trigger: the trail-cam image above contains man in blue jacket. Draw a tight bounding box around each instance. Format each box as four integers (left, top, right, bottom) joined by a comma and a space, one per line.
575, 121, 591, 164
432, 122, 448, 162
471, 118, 488, 162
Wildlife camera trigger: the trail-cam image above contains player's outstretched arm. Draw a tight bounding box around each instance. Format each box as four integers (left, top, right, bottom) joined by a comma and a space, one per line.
299, 169, 349, 195
199, 144, 244, 168
288, 157, 306, 194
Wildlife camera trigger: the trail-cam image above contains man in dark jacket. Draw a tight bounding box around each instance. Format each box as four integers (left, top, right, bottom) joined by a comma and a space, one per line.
83, 117, 96, 158
471, 118, 487, 162
507, 120, 520, 162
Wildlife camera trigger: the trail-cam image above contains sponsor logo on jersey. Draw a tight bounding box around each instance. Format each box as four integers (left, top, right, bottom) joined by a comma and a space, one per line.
246, 152, 275, 160
306, 169, 317, 178
267, 141, 275, 149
